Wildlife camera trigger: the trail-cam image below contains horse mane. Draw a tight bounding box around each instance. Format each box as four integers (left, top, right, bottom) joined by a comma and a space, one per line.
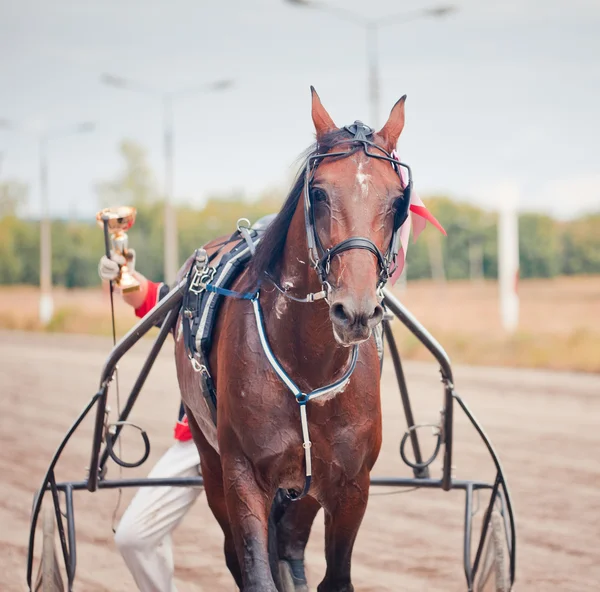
244, 127, 355, 289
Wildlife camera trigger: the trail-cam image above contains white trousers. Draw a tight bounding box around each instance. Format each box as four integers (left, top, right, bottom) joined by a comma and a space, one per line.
114, 440, 204, 592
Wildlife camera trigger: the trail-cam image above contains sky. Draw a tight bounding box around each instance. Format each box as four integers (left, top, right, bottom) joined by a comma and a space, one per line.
0, 0, 599, 220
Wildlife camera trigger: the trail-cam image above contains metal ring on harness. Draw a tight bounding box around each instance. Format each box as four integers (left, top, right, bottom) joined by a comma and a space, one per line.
236, 217, 251, 231
105, 422, 151, 469
399, 424, 442, 471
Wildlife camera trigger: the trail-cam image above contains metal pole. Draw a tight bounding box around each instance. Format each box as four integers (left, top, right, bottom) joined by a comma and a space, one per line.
39, 136, 53, 325
498, 192, 519, 332
163, 94, 177, 284
366, 24, 380, 127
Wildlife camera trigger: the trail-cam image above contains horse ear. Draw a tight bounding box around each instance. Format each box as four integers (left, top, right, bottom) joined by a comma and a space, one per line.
378, 95, 407, 150
311, 86, 337, 140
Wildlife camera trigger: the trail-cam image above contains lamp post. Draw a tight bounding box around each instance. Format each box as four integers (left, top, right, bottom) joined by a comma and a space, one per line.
0, 119, 95, 324
102, 74, 234, 284
498, 192, 520, 332
284, 0, 456, 127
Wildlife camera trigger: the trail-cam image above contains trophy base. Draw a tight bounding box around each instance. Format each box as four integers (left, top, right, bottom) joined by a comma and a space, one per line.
120, 283, 141, 294
117, 269, 141, 294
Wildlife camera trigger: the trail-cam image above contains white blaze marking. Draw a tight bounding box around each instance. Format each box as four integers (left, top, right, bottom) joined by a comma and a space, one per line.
355, 161, 371, 201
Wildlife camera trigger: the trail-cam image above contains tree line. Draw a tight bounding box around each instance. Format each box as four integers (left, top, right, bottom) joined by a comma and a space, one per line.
1, 140, 598, 287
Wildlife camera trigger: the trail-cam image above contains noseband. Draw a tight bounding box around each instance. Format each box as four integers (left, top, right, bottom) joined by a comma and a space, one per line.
303, 121, 413, 295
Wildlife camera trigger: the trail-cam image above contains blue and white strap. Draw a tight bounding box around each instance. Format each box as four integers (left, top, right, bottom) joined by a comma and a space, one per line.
251, 295, 358, 500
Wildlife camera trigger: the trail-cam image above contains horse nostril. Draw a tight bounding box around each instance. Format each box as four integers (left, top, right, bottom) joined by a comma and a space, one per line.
368, 304, 384, 328
331, 302, 352, 325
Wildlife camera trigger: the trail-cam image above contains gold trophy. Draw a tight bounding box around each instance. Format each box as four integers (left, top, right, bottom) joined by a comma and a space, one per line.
96, 206, 140, 293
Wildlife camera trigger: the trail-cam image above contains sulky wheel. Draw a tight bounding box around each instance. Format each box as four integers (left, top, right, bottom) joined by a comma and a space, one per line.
34, 506, 65, 592
475, 510, 510, 592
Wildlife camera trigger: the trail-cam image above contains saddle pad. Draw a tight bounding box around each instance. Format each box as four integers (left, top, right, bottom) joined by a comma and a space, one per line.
196, 238, 255, 356
193, 214, 275, 362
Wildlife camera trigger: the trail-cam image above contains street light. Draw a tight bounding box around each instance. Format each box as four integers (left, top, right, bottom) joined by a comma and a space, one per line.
102, 74, 235, 283
284, 1, 457, 126
0, 118, 95, 324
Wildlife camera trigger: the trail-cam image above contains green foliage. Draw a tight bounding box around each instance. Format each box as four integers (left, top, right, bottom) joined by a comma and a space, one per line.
0, 216, 24, 283
0, 181, 27, 283
1, 140, 599, 287
561, 214, 600, 275
424, 197, 499, 280
404, 236, 430, 280
519, 213, 561, 278
96, 140, 158, 207
51, 221, 105, 288
0, 179, 28, 218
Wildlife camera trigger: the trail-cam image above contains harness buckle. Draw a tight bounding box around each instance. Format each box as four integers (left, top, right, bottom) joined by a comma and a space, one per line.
187, 248, 213, 295
189, 355, 208, 375
189, 265, 216, 295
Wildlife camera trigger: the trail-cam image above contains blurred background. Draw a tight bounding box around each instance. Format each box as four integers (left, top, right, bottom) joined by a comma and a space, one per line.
2, 3, 600, 591
0, 0, 599, 371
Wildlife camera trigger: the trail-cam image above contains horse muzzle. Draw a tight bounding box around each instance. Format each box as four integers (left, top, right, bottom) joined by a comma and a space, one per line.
329, 296, 383, 346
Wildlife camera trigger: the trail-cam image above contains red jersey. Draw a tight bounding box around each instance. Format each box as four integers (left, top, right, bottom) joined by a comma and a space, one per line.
135, 280, 192, 442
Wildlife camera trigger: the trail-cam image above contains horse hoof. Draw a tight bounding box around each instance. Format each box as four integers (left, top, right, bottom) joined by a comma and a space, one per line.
279, 560, 309, 592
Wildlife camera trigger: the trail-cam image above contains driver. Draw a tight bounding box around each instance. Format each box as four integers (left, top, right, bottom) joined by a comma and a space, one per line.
98, 250, 203, 592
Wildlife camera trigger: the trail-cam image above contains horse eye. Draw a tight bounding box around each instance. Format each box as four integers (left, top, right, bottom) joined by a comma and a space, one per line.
311, 188, 328, 204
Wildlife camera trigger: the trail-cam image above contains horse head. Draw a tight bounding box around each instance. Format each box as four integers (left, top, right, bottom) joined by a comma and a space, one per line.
307, 87, 409, 346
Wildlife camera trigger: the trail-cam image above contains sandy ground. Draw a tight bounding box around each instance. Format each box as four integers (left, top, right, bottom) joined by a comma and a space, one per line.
1, 330, 599, 591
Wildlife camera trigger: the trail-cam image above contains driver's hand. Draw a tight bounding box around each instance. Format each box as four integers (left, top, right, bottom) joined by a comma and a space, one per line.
98, 249, 136, 282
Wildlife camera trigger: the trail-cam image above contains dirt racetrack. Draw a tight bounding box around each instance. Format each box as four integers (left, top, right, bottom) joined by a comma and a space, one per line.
1, 329, 599, 591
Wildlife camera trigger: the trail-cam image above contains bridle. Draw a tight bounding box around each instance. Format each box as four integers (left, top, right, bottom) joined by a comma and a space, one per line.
303, 120, 413, 297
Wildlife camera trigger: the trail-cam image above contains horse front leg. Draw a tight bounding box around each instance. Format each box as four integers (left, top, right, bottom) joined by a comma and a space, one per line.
222, 452, 278, 592
318, 472, 370, 592
185, 408, 243, 588
276, 495, 321, 591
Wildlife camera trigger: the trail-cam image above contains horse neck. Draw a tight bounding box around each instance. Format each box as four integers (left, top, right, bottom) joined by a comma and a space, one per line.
260, 204, 351, 391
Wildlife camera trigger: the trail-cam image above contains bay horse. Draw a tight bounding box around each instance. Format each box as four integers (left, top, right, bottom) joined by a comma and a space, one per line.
175, 88, 412, 591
